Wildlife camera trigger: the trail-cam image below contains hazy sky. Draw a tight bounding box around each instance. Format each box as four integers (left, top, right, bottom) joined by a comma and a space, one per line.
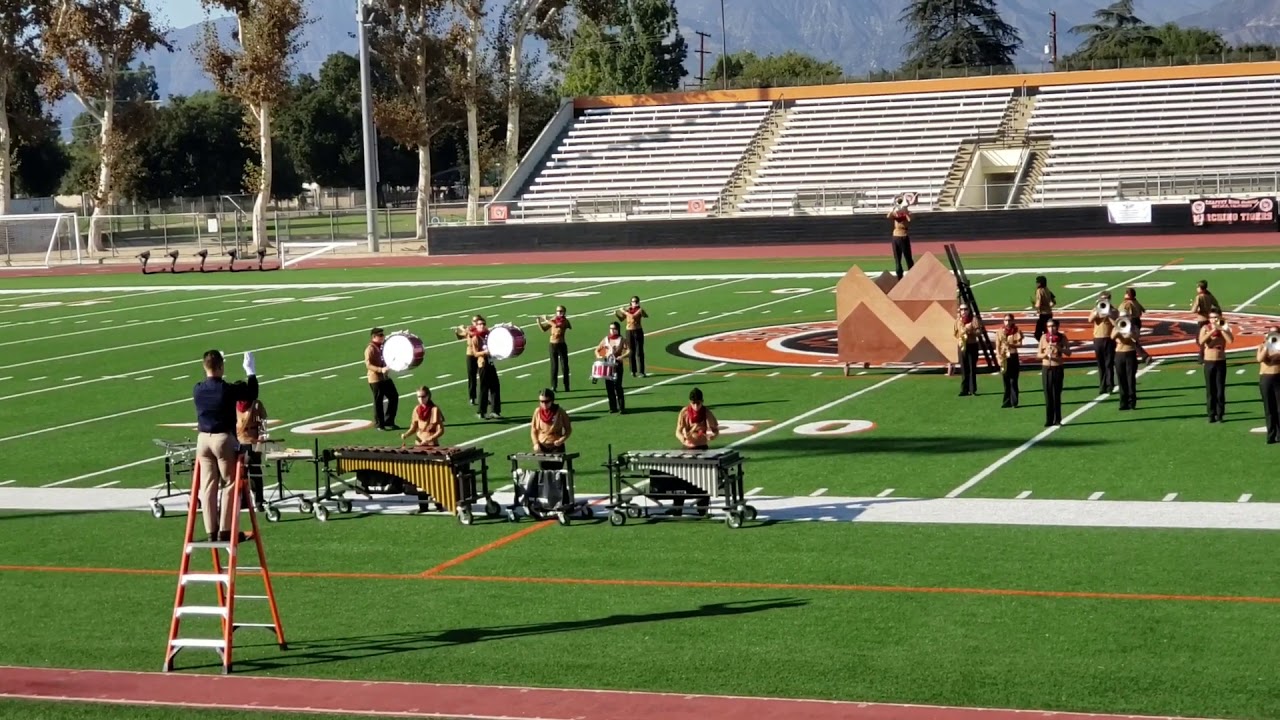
160, 0, 228, 29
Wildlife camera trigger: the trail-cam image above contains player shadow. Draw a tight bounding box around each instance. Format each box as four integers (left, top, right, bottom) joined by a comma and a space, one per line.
227, 597, 808, 672
1069, 410, 1253, 427
606, 400, 780, 417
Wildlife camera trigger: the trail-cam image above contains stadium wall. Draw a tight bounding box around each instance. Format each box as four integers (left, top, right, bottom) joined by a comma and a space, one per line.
427, 204, 1275, 255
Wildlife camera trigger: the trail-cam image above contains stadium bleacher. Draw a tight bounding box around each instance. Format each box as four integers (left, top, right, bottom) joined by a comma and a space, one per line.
737, 88, 1013, 214
1026, 74, 1280, 206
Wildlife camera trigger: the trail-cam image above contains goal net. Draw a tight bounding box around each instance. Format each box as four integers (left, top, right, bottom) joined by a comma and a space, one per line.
0, 213, 83, 267
278, 241, 359, 269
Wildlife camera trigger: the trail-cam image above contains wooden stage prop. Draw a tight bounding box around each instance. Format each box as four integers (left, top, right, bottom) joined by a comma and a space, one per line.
836, 251, 961, 370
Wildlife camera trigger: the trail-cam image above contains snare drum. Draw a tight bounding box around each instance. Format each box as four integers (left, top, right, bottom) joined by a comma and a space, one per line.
590, 360, 618, 380
383, 331, 425, 372
487, 324, 527, 361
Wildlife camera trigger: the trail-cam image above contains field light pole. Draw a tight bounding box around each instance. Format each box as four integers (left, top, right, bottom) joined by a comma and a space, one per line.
357, 0, 380, 253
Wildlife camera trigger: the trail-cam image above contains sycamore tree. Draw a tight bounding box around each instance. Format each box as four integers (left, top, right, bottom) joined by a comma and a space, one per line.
900, 0, 1021, 70
494, 0, 565, 183
367, 0, 463, 244
707, 50, 843, 88
450, 0, 487, 222
197, 0, 308, 251
555, 0, 687, 96
41, 0, 170, 252
0, 1, 50, 215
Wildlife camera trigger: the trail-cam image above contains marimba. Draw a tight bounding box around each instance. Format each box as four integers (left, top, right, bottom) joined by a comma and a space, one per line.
324, 445, 499, 524
604, 447, 756, 528
506, 453, 593, 526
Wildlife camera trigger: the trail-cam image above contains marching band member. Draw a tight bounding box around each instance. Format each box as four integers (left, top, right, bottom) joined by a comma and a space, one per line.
530, 388, 572, 468
453, 315, 485, 405
235, 397, 269, 511
1038, 319, 1070, 426
616, 296, 648, 378
364, 328, 399, 431
676, 388, 719, 449
1199, 311, 1234, 423
537, 305, 572, 393
474, 319, 501, 420
1090, 291, 1119, 394
996, 314, 1023, 408
401, 386, 445, 446
1032, 275, 1056, 341
1112, 315, 1140, 411
595, 321, 631, 414
192, 350, 258, 543
886, 197, 914, 279
1257, 327, 1280, 444
954, 305, 981, 396
1191, 281, 1222, 363
1120, 288, 1150, 364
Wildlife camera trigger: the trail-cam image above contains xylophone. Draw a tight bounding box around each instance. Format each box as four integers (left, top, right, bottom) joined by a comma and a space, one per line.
506, 452, 593, 526
325, 445, 499, 524
604, 447, 756, 529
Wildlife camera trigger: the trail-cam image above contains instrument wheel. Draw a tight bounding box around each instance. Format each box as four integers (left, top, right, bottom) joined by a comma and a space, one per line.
608, 510, 626, 527
337, 499, 353, 514
743, 505, 758, 522
457, 506, 474, 526
150, 502, 165, 519
298, 499, 313, 514
265, 506, 281, 523
314, 504, 330, 522
625, 505, 643, 519
484, 499, 501, 518
556, 511, 570, 527
505, 509, 519, 523
726, 511, 743, 529
580, 504, 595, 519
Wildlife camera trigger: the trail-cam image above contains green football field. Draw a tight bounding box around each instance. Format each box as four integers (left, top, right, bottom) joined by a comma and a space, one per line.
1, 245, 1279, 720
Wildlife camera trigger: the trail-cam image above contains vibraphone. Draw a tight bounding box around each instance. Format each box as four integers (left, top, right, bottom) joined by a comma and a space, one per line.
506, 453, 593, 526
149, 439, 198, 518
604, 447, 756, 528
323, 445, 499, 524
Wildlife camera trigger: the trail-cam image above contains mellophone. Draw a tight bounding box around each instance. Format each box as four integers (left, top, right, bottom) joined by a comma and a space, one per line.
603, 446, 757, 529
321, 444, 501, 524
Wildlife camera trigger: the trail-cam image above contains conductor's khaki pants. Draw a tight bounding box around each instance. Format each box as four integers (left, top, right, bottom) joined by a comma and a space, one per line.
196, 432, 239, 536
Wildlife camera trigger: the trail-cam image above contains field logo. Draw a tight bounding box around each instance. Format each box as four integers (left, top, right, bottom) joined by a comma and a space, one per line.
677, 310, 1280, 368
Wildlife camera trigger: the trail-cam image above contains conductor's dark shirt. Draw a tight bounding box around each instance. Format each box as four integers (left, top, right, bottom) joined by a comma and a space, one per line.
193, 375, 259, 434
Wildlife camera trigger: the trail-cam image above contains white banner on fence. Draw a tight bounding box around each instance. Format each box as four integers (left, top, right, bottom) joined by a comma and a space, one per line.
1107, 201, 1153, 224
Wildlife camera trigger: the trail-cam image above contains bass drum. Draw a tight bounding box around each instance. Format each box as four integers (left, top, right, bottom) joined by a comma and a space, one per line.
383, 331, 425, 372
487, 324, 527, 362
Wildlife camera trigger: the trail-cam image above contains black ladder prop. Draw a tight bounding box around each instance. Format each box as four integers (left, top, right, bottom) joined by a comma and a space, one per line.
944, 243, 998, 371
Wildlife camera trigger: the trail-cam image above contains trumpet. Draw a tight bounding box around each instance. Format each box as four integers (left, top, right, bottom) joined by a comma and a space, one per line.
1266, 332, 1280, 353
1117, 317, 1133, 338
1096, 300, 1111, 315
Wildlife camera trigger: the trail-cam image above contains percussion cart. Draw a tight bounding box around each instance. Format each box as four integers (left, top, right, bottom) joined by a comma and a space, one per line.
259, 443, 324, 522
505, 453, 593, 526
149, 439, 198, 518
602, 445, 757, 529
321, 443, 501, 525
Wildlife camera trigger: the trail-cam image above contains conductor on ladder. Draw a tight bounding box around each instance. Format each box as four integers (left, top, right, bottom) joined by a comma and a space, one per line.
193, 350, 258, 542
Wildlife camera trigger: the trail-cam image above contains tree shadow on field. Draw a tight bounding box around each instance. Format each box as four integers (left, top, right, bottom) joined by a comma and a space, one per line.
227, 597, 807, 673
741, 435, 1103, 459
605, 399, 782, 417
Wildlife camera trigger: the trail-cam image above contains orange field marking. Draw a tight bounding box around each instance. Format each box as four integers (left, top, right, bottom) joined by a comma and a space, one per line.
0, 564, 416, 581
420, 519, 557, 577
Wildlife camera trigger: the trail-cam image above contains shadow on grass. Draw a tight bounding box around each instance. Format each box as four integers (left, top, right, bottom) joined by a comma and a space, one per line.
740, 435, 1103, 458
226, 597, 807, 672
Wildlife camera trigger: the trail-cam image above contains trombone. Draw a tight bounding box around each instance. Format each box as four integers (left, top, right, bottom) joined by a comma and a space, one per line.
1266, 332, 1280, 353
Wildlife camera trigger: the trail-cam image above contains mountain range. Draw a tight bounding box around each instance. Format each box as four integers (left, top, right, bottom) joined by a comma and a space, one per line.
53, 0, 1279, 135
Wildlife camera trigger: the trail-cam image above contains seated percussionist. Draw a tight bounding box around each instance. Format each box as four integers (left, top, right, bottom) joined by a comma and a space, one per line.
530, 388, 572, 468
401, 386, 444, 447
662, 388, 720, 517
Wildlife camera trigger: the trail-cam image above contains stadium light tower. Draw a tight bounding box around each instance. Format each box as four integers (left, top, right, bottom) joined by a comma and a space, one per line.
357, 0, 380, 253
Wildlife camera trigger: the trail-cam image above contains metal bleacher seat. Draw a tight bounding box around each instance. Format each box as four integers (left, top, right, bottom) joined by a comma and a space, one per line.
737, 89, 1013, 214
1026, 74, 1280, 205
514, 101, 772, 221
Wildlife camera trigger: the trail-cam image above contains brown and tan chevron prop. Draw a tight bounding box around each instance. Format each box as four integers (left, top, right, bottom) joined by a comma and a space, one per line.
836, 252, 960, 366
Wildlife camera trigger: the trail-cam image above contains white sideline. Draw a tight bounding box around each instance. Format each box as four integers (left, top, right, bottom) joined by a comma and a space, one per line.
3, 261, 1280, 295
38, 277, 776, 486
5, 278, 626, 448
0, 288, 268, 328
0, 289, 168, 317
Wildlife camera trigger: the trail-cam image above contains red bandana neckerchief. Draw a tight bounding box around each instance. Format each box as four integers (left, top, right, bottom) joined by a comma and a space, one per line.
1048, 332, 1061, 345
686, 404, 706, 425
416, 402, 438, 423
538, 404, 558, 425
237, 400, 251, 413
1004, 323, 1019, 337
551, 316, 566, 327
627, 306, 641, 316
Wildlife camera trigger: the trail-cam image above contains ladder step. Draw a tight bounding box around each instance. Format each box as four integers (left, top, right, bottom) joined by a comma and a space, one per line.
237, 595, 268, 600
239, 566, 263, 572
169, 638, 226, 649
186, 541, 232, 551
175, 605, 228, 618
233, 622, 278, 629
181, 573, 230, 585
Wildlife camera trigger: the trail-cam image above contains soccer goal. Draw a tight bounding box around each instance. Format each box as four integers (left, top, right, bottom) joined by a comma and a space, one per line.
0, 213, 84, 267
278, 241, 360, 269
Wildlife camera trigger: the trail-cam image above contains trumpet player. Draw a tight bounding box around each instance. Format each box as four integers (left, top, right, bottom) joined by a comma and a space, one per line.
454, 315, 486, 405
887, 197, 914, 280
537, 305, 572, 393
1120, 288, 1150, 364
595, 321, 630, 414
1090, 292, 1119, 394
1112, 315, 1140, 411
1199, 311, 1234, 423
996, 314, 1023, 408
954, 305, 981, 396
1258, 327, 1280, 444
1191, 280, 1222, 363
1032, 275, 1056, 341
1038, 318, 1070, 426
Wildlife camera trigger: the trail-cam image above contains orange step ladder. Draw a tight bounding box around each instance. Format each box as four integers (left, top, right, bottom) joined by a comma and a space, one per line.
164, 455, 287, 674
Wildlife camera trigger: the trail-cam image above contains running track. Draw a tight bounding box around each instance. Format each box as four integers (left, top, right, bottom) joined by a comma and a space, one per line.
0, 666, 1221, 719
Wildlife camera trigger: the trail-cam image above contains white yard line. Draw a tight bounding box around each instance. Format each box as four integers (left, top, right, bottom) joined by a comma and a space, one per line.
809, 488, 827, 496
0, 290, 170, 316
726, 373, 909, 449
0, 288, 271, 328
1057, 264, 1177, 310
1233, 277, 1280, 312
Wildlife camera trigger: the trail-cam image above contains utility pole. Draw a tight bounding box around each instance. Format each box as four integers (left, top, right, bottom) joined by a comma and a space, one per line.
719, 0, 729, 90
1048, 11, 1058, 70
357, 0, 380, 253
695, 31, 711, 86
